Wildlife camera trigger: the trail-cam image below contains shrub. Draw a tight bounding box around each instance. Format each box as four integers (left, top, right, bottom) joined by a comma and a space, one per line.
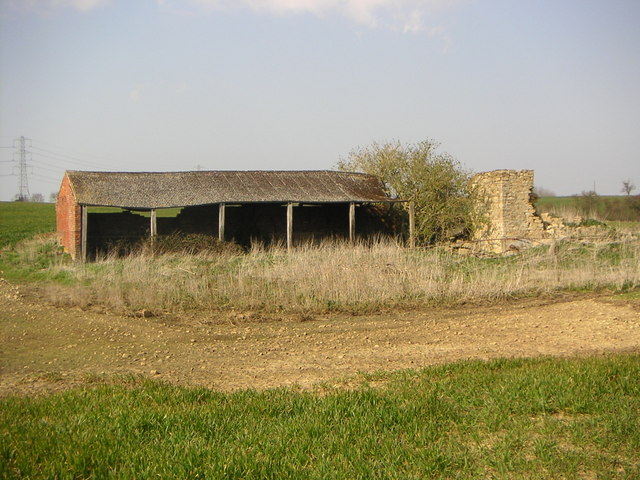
338, 140, 479, 244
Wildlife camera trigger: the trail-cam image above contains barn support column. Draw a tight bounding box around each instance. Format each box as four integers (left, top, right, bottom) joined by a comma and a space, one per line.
408, 201, 416, 248
80, 204, 88, 263
348, 202, 356, 243
150, 209, 157, 240
286, 202, 293, 252
218, 203, 226, 241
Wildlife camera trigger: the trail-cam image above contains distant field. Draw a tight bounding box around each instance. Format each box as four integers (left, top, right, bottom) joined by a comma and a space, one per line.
537, 195, 639, 222
537, 195, 624, 209
0, 202, 56, 248
0, 203, 183, 249
537, 196, 577, 209
89, 206, 182, 217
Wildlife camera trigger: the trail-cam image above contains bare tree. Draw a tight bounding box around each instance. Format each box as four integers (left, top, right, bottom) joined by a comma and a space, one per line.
49, 192, 58, 203
621, 179, 636, 196
30, 193, 44, 203
533, 186, 556, 197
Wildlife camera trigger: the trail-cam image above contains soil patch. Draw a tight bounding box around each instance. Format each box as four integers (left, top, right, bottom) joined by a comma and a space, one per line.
1, 278, 639, 397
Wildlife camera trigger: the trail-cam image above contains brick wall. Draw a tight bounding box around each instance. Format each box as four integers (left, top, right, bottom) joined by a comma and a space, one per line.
56, 173, 82, 260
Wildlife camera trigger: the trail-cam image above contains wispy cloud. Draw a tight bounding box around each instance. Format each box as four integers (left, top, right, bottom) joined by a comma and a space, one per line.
50, 0, 110, 10
183, 0, 464, 34
129, 87, 142, 103
4, 0, 111, 13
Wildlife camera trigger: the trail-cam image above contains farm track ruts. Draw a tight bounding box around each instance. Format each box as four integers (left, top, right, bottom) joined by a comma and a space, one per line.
1, 277, 639, 397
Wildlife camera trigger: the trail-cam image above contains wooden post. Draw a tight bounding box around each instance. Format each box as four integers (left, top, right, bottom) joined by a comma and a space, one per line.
408, 201, 416, 249
80, 204, 88, 263
218, 203, 225, 241
286, 202, 293, 252
348, 202, 356, 244
150, 209, 157, 239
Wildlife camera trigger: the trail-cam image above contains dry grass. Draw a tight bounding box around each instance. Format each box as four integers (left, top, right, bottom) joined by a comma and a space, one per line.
31, 235, 640, 315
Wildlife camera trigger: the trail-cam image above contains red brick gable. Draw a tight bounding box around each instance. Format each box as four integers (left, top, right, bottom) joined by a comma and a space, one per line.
56, 173, 81, 259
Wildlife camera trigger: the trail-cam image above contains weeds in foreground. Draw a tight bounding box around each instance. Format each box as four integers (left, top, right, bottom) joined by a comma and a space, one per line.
1, 355, 639, 478
3, 234, 639, 314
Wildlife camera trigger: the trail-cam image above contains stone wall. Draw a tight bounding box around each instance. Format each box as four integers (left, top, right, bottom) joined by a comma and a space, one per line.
471, 169, 545, 253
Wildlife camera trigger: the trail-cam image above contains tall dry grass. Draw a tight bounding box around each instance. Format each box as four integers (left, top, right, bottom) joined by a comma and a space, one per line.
33, 236, 640, 315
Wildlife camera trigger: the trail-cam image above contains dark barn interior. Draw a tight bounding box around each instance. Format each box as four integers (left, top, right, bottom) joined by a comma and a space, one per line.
87, 203, 394, 256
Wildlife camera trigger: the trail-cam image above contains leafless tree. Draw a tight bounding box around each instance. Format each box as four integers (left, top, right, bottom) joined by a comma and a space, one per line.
621, 179, 636, 196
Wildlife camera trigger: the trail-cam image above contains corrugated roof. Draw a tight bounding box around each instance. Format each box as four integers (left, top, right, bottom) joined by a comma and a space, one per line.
65, 170, 395, 209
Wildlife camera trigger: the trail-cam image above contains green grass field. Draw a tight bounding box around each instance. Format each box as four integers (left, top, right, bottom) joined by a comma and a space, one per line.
2, 355, 638, 479
0, 202, 56, 248
537, 195, 640, 222
537, 195, 624, 208
88, 206, 183, 217
0, 202, 182, 250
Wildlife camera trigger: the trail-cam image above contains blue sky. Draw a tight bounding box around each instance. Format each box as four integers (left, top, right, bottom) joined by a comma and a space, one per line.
1, 0, 639, 200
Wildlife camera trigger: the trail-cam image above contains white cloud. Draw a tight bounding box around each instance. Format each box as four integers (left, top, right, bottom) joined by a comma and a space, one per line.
188, 0, 464, 33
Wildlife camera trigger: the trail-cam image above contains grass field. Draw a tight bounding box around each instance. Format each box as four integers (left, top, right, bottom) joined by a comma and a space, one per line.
2, 355, 638, 478
0, 201, 55, 248
537, 195, 626, 208
537, 195, 640, 222
0, 202, 182, 249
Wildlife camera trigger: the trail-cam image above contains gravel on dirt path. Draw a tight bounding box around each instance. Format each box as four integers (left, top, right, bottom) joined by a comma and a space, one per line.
1, 277, 639, 397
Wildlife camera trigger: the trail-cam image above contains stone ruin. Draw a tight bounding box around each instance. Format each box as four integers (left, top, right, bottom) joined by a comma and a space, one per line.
461, 169, 611, 255
471, 170, 544, 253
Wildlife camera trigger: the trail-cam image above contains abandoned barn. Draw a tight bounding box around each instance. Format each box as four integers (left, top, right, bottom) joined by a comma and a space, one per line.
56, 170, 404, 260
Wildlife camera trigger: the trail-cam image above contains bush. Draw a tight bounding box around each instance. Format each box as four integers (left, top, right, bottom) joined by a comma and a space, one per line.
338, 140, 479, 244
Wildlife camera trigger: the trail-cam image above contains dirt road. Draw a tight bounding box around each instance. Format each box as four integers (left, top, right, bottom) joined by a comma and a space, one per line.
1, 277, 639, 397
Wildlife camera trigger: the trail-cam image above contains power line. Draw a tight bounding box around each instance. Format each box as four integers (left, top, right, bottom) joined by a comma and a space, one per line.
33, 139, 114, 161
31, 139, 144, 171
14, 136, 31, 201
31, 148, 111, 170
31, 174, 61, 185
30, 156, 67, 171
29, 157, 64, 170
31, 145, 110, 169
30, 163, 62, 175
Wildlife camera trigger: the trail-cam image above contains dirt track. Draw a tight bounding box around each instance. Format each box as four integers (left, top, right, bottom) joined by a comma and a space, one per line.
1, 277, 639, 397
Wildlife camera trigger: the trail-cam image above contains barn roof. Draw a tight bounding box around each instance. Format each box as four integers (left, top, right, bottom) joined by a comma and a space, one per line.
64, 170, 395, 209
